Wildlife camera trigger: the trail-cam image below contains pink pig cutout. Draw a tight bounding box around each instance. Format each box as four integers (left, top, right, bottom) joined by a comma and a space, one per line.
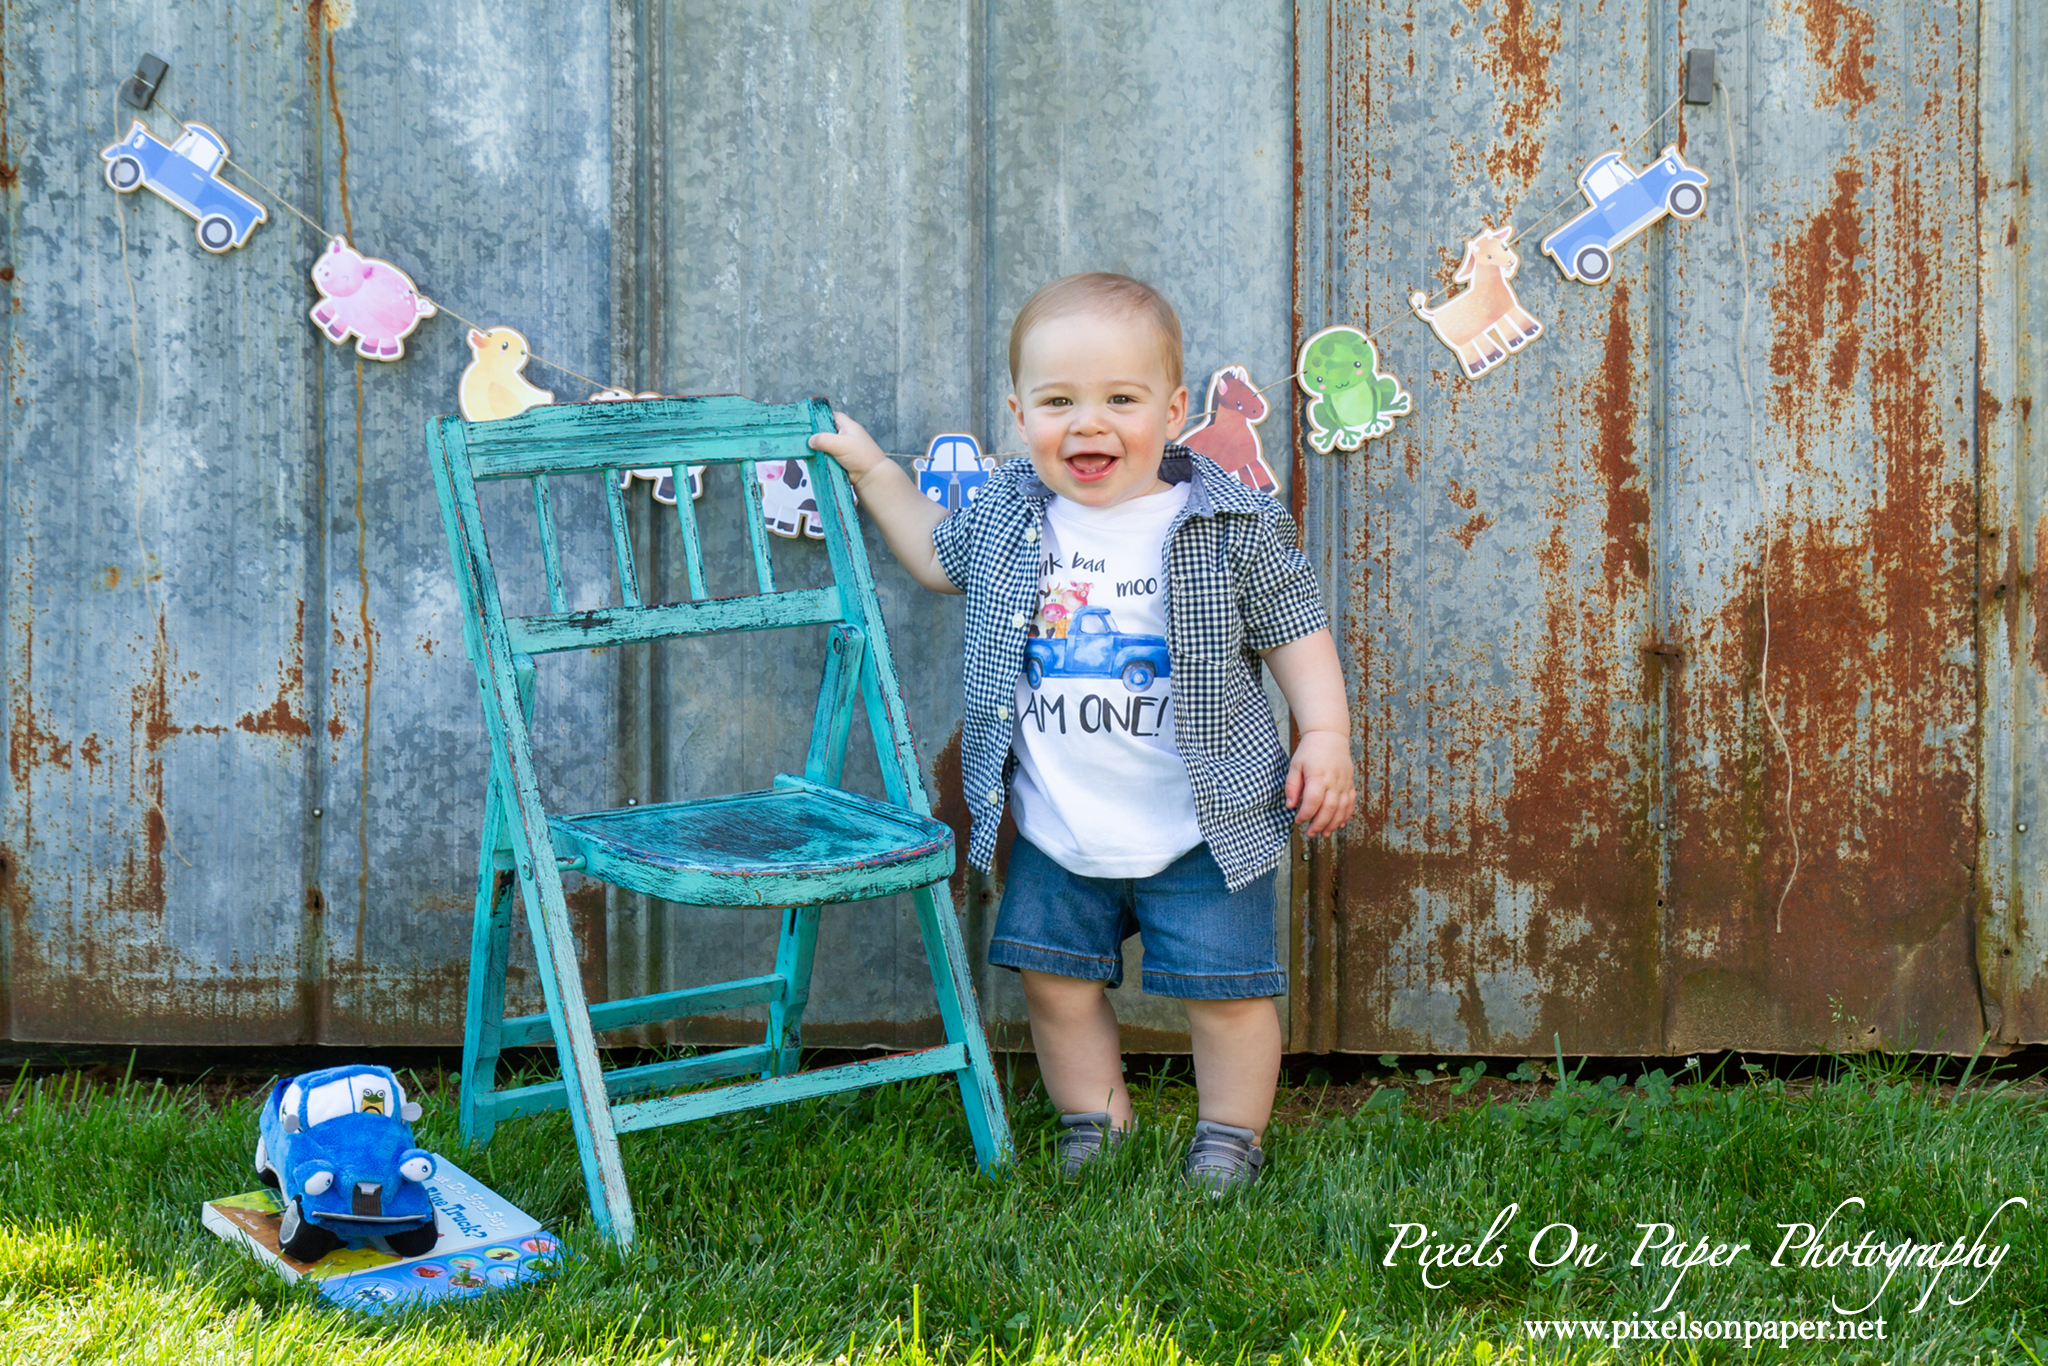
308, 238, 438, 361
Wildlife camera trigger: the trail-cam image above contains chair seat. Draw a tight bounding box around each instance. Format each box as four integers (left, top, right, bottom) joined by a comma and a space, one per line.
549, 777, 954, 907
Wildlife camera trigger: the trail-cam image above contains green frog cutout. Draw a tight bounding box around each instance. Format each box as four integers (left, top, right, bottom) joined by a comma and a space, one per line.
1297, 325, 1411, 452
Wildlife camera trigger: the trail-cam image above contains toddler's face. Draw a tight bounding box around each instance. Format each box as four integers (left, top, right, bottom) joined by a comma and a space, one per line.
1007, 310, 1188, 509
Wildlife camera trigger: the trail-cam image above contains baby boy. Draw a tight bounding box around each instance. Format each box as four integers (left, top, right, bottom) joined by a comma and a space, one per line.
811, 272, 1355, 1191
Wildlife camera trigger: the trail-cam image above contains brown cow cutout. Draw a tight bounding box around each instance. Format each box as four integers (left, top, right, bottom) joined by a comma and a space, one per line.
1178, 364, 1278, 494
1410, 224, 1543, 378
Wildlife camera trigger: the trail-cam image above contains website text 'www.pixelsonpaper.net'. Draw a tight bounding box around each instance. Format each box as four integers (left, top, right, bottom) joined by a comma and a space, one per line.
1521, 1313, 1887, 1350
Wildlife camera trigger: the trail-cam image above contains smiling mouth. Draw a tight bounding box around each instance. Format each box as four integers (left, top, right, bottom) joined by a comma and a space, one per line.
1065, 451, 1118, 479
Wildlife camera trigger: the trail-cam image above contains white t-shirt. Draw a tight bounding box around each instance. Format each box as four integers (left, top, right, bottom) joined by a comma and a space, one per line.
1009, 484, 1203, 878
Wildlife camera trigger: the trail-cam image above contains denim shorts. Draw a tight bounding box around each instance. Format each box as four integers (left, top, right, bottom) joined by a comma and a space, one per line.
987, 838, 1284, 999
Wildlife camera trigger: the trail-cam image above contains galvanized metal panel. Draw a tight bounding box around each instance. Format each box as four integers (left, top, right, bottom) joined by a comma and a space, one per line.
1296, 0, 2009, 1054
1294, 0, 1666, 1054
1661, 0, 1982, 1054
627, 0, 1297, 1050
1977, 0, 2047, 1042
1, 0, 614, 1044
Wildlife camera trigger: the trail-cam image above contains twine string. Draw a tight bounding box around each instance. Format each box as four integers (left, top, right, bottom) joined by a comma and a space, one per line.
1718, 89, 1800, 930
137, 95, 617, 394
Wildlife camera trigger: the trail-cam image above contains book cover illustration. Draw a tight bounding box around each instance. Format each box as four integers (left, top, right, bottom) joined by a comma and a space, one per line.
201, 1157, 563, 1313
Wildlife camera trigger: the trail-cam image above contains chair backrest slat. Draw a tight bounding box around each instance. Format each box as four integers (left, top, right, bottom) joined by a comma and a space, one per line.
426, 394, 939, 839
506, 586, 842, 656
531, 476, 568, 613
737, 461, 778, 594
602, 470, 642, 607
670, 464, 709, 600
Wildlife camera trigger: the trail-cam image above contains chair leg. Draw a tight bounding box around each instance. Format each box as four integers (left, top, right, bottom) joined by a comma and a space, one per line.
765, 905, 821, 1077
459, 784, 517, 1146
911, 881, 1014, 1170
516, 860, 638, 1247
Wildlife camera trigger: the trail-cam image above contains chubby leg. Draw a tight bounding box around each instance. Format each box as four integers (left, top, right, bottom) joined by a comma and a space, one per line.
1020, 968, 1133, 1129
1183, 995, 1282, 1140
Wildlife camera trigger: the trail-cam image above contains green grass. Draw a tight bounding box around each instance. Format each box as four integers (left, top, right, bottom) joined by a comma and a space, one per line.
0, 1055, 2042, 1364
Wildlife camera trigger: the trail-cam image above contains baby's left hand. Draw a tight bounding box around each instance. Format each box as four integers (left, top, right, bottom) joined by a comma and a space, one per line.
1285, 730, 1356, 837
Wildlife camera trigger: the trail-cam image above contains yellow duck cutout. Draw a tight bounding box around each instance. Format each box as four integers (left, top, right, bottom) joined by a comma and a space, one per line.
459, 327, 555, 421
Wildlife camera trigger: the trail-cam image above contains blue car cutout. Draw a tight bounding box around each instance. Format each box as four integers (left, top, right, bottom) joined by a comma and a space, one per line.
1541, 144, 1709, 285
102, 119, 268, 253
256, 1064, 441, 1262
915, 432, 994, 511
1025, 606, 1171, 692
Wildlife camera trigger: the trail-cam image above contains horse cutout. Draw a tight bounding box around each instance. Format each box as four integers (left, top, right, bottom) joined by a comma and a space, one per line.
1178, 364, 1278, 494
1410, 224, 1542, 378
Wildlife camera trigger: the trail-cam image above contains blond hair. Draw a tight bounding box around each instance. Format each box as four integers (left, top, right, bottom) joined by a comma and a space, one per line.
1008, 272, 1184, 390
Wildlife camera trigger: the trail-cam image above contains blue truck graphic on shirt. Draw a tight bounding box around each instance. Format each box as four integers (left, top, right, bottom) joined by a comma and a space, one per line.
1025, 607, 1171, 693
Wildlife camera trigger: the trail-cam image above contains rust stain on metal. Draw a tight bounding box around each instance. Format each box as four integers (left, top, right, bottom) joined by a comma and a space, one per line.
1667, 109, 1981, 1049
1769, 164, 1867, 420
564, 880, 609, 1008
9, 633, 73, 786
931, 724, 971, 907
1477, 0, 1560, 187
2035, 514, 2048, 678
122, 614, 178, 918
316, 1, 356, 242
1448, 513, 1494, 551
1795, 0, 1879, 111
1589, 283, 1649, 586
237, 601, 312, 737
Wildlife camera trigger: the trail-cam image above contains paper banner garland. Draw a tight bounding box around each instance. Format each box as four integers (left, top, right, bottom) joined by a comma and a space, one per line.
1409, 225, 1541, 379
1179, 364, 1278, 492
309, 238, 437, 361
1541, 145, 1710, 284
589, 389, 705, 504
1296, 328, 1411, 452
102, 119, 268, 253
459, 327, 554, 421
914, 433, 996, 511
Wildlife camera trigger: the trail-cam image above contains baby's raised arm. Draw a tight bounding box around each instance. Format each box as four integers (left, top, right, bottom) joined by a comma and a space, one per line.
808, 413, 960, 595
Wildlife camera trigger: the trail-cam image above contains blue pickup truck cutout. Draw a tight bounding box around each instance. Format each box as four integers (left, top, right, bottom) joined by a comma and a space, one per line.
102, 119, 268, 253
1025, 607, 1170, 693
1541, 145, 1708, 285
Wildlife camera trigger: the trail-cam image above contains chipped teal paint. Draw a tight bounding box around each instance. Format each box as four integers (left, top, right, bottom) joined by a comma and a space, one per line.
427, 396, 1012, 1244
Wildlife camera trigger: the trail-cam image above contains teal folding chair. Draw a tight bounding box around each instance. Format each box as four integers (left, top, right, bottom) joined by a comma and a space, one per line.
425, 395, 1012, 1247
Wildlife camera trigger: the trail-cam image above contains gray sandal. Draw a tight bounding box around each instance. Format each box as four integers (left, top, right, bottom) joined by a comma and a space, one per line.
1184, 1119, 1265, 1193
1056, 1111, 1132, 1177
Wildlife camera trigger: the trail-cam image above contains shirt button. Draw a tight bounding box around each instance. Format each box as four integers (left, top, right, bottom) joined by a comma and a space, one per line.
985, 788, 1001, 804
1024, 527, 1039, 543
997, 705, 1011, 720
1011, 612, 1028, 628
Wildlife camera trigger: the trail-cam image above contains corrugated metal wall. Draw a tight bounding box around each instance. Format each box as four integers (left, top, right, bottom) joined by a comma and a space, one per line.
1292, 0, 2044, 1055
2, 0, 617, 1045
607, 0, 1296, 1051
0, 0, 1295, 1049
3, 0, 2037, 1054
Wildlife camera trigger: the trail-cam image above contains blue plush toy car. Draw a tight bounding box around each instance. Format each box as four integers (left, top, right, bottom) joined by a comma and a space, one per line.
1540, 145, 1709, 285
256, 1064, 441, 1262
101, 119, 268, 253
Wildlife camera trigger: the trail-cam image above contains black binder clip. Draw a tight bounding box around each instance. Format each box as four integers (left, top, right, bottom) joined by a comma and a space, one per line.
120, 54, 169, 110
1683, 49, 1716, 105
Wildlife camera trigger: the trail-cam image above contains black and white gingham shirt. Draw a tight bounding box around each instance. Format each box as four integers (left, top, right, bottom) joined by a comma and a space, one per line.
932, 447, 1330, 892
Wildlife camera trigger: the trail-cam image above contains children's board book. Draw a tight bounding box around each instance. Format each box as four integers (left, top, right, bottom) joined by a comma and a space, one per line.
201, 1157, 563, 1313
